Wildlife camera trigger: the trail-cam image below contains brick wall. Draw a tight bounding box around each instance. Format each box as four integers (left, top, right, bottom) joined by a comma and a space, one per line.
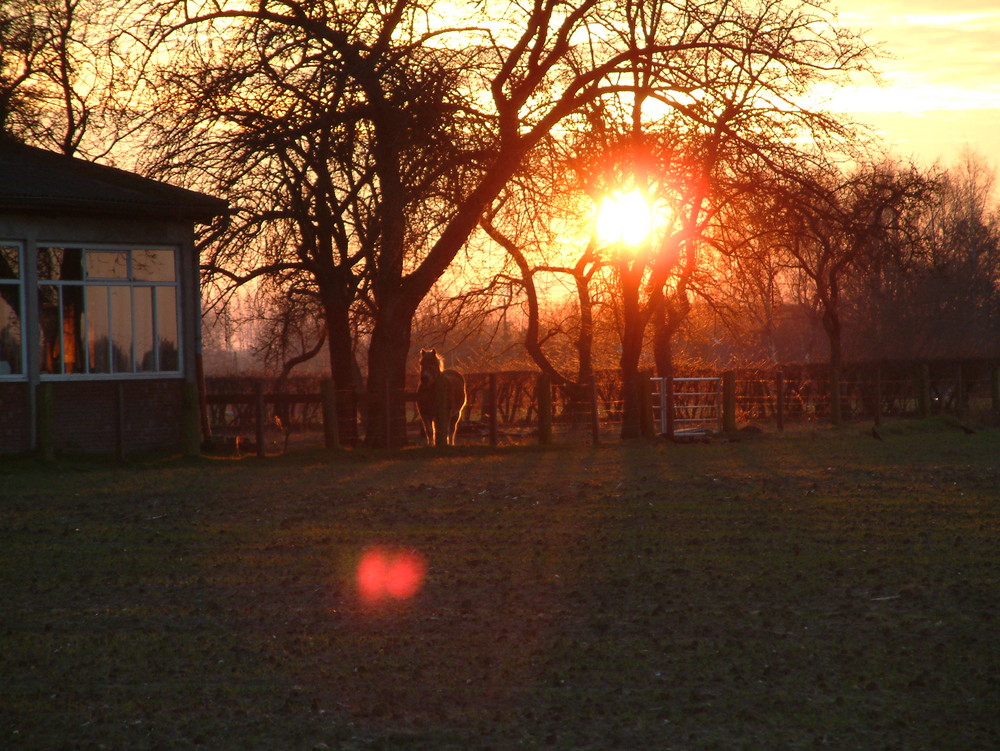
0, 382, 30, 453
46, 379, 185, 454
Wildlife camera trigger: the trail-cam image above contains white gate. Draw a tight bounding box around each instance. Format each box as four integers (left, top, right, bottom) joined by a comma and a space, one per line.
652, 377, 723, 436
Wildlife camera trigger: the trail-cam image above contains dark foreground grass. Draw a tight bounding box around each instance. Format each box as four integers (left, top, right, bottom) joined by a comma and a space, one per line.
1, 419, 998, 750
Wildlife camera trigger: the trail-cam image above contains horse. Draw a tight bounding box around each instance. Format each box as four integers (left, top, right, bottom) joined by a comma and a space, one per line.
416, 348, 467, 446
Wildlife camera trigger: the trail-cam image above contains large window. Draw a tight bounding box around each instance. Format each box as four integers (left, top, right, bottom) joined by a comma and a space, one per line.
0, 243, 23, 376
38, 247, 180, 376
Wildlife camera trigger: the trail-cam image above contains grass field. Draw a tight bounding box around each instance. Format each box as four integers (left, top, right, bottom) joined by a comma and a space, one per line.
2, 418, 998, 750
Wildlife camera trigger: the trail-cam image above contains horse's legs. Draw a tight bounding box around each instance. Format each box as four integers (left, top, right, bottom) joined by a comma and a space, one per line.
420, 415, 434, 445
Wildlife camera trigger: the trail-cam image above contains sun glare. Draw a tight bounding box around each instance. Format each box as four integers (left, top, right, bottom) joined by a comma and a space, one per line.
596, 189, 654, 247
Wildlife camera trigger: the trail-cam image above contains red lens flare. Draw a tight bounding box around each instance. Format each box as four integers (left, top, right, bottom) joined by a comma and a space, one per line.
356, 546, 426, 604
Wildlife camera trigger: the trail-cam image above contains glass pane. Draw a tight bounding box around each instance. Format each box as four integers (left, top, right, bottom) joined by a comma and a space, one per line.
132, 250, 175, 282
38, 285, 61, 373
134, 286, 155, 371
86, 251, 128, 280
0, 245, 18, 279
38, 247, 84, 281
62, 285, 85, 374
86, 286, 110, 374
110, 286, 133, 373
38, 284, 62, 373
156, 288, 179, 371
0, 284, 21, 375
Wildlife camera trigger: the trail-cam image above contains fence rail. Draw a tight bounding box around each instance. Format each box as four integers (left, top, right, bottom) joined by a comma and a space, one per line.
202, 360, 1000, 452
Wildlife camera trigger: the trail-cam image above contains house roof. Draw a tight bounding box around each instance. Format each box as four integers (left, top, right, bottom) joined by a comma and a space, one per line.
0, 140, 228, 223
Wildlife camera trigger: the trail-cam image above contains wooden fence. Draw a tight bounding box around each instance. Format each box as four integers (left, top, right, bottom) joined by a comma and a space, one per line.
203, 360, 1000, 452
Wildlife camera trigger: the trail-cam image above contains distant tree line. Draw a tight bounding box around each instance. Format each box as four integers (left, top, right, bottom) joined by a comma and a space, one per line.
3, 0, 997, 445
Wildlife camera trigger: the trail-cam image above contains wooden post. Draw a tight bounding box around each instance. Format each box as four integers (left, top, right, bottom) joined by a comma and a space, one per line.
991, 365, 1000, 413
384, 381, 394, 448
537, 374, 552, 445
434, 375, 450, 446
776, 371, 785, 432
488, 373, 498, 447
722, 371, 737, 433
955, 363, 965, 416
873, 365, 882, 428
665, 375, 675, 440
36, 382, 54, 462
590, 379, 601, 445
639, 370, 654, 438
917, 363, 931, 418
182, 381, 201, 457
195, 351, 211, 442
321, 379, 340, 450
254, 381, 266, 458
830, 368, 842, 425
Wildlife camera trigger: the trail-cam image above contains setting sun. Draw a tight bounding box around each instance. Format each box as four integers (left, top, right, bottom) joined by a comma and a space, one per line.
595, 189, 654, 247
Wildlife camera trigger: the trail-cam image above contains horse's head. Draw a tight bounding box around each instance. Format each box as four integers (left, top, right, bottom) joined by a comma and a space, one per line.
419, 348, 443, 387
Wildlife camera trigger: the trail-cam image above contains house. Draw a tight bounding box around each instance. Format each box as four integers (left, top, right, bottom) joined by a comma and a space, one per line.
0, 140, 227, 456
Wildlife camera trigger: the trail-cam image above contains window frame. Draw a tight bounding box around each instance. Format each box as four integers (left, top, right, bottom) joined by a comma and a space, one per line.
0, 241, 25, 380
36, 244, 183, 381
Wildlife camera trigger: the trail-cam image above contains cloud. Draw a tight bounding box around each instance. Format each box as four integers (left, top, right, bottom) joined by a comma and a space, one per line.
832, 0, 1000, 111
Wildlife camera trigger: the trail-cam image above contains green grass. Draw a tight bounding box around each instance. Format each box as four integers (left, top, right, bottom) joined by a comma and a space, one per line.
2, 420, 999, 750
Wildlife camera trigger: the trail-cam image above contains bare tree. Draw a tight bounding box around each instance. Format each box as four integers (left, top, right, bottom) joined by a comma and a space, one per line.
0, 0, 131, 157
773, 162, 937, 420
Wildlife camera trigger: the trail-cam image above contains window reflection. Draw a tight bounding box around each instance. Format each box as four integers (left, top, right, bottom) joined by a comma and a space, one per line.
0, 286, 21, 375
110, 286, 133, 372
39, 285, 60, 373
0, 245, 18, 279
87, 252, 128, 280
156, 288, 178, 370
38, 247, 84, 281
35, 247, 180, 376
86, 286, 111, 373
134, 286, 155, 372
133, 250, 175, 282
0, 244, 20, 375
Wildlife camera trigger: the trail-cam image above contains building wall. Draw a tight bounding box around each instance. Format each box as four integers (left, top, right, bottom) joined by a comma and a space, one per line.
36, 379, 184, 455
0, 382, 30, 453
1, 209, 202, 455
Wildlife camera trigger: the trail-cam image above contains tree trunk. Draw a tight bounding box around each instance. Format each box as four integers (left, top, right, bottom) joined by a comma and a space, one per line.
619, 261, 645, 439
365, 302, 414, 448
824, 307, 843, 424
323, 298, 360, 446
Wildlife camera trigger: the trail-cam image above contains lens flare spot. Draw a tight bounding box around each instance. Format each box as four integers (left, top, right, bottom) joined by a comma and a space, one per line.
356, 546, 426, 603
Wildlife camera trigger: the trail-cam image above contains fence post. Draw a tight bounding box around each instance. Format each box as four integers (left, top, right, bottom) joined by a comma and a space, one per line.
992, 365, 1000, 413
181, 381, 201, 457
776, 371, 785, 431
955, 363, 965, 416
488, 373, 498, 447
639, 370, 654, 438
537, 374, 552, 445
665, 375, 675, 440
590, 379, 601, 445
917, 363, 931, 418
254, 381, 266, 458
722, 371, 736, 433
873, 365, 882, 428
36, 382, 54, 462
321, 379, 340, 450
830, 368, 843, 425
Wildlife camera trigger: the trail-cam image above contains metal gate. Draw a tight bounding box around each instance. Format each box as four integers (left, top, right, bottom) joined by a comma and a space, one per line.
652, 377, 723, 437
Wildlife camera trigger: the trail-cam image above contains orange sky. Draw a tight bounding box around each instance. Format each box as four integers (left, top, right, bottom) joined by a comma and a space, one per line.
830, 0, 1000, 173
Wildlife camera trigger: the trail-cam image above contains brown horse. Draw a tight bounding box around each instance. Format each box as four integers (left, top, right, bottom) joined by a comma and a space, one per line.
416, 348, 466, 446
